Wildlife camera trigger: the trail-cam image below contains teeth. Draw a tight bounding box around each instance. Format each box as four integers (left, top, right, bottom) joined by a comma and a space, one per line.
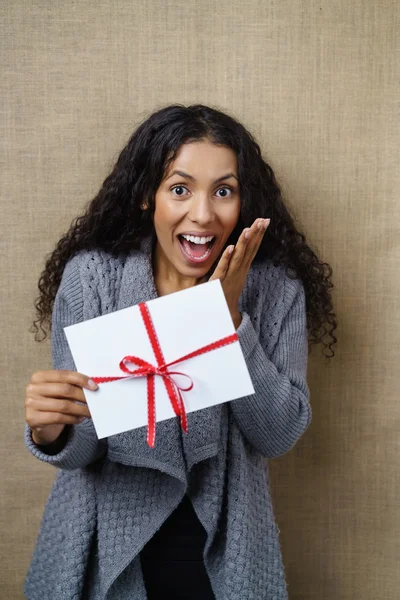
181, 234, 214, 244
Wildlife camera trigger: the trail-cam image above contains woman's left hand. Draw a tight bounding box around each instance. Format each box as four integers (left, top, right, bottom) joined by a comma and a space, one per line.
209, 217, 270, 329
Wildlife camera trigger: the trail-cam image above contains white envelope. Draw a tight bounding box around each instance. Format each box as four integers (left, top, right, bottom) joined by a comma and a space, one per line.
64, 279, 255, 441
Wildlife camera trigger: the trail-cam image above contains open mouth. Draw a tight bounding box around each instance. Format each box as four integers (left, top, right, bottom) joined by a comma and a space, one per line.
178, 234, 216, 264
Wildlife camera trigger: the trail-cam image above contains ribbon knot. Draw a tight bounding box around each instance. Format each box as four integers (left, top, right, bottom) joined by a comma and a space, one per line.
92, 302, 239, 447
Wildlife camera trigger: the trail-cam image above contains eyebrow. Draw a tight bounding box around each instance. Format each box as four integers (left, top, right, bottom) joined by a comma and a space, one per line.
165, 170, 239, 184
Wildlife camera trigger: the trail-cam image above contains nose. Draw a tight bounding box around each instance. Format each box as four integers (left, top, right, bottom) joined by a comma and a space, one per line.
187, 194, 214, 226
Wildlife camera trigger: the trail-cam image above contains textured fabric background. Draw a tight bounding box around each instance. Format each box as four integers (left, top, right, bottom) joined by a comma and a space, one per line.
1, 1, 399, 598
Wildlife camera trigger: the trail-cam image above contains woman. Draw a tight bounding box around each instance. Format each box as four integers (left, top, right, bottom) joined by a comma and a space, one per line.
24, 104, 337, 600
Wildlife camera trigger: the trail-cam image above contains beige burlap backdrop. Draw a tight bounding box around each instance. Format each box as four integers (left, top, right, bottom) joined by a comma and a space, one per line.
1, 1, 399, 598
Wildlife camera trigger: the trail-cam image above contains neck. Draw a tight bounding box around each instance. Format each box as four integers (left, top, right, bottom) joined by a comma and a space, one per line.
153, 240, 206, 296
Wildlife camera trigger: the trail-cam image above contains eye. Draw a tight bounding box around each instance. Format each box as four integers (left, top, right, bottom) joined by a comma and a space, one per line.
216, 187, 233, 198
171, 185, 189, 197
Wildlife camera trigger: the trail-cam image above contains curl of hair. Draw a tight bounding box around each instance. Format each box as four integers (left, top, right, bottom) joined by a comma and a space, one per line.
31, 104, 337, 358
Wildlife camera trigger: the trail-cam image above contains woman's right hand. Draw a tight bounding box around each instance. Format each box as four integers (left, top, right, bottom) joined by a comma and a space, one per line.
25, 370, 98, 446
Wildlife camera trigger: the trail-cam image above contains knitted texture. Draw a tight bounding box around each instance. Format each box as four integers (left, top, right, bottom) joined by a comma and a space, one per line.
24, 235, 312, 600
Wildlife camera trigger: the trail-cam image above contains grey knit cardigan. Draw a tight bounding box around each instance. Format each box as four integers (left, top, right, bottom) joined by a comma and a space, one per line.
24, 235, 312, 600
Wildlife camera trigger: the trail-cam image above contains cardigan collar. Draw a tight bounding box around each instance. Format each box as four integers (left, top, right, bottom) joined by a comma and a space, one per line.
117, 234, 158, 311
107, 234, 223, 477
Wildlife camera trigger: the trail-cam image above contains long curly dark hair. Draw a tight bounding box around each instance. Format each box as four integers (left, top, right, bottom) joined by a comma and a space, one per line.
31, 103, 337, 358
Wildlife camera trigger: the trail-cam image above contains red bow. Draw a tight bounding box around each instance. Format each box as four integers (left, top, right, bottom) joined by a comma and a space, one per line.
91, 302, 238, 447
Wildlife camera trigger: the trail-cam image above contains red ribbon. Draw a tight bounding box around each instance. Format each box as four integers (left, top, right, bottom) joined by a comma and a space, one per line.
91, 302, 239, 447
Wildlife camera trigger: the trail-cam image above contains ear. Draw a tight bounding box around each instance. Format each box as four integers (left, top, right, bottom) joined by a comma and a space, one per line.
142, 193, 157, 210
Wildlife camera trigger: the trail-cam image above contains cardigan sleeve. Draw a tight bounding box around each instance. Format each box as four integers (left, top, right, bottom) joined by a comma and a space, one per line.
231, 274, 312, 458
24, 254, 108, 470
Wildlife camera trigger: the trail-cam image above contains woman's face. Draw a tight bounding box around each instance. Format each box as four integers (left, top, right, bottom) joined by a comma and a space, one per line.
153, 140, 241, 282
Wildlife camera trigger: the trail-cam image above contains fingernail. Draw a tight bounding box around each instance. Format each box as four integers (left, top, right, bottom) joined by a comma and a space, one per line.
264, 218, 270, 229
228, 245, 234, 254
88, 379, 98, 390
78, 417, 85, 422
257, 221, 263, 230
244, 229, 250, 239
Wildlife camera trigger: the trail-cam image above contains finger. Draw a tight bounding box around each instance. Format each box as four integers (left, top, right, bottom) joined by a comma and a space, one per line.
26, 396, 91, 418
242, 218, 268, 262
230, 219, 262, 272
209, 245, 235, 281
31, 370, 98, 391
26, 382, 87, 403
28, 411, 89, 428
244, 218, 270, 267
227, 227, 251, 271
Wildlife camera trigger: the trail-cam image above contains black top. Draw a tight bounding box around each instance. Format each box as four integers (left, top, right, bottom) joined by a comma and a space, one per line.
140, 495, 215, 599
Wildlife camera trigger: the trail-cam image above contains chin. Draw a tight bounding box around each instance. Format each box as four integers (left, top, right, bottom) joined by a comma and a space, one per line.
176, 261, 210, 280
